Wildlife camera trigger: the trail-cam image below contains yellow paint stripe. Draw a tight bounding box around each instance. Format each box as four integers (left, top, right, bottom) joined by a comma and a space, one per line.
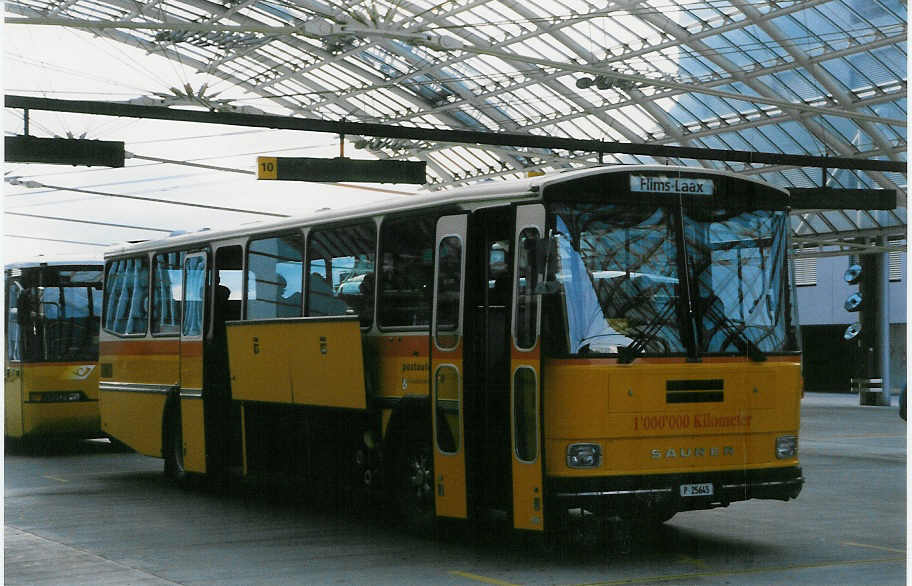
449, 570, 520, 586
842, 541, 906, 554
42, 476, 68, 483
575, 557, 904, 585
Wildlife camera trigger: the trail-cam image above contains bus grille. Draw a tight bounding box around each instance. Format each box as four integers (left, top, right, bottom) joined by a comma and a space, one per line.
666, 379, 724, 403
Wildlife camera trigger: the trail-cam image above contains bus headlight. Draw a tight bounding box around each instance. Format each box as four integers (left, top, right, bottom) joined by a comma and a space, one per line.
567, 443, 601, 468
775, 435, 798, 459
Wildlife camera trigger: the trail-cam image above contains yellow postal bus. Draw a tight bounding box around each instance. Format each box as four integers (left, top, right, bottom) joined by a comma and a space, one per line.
99, 165, 803, 534
5, 260, 103, 440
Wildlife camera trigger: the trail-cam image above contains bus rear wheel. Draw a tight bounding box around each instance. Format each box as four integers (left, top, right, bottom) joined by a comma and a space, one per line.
397, 440, 434, 534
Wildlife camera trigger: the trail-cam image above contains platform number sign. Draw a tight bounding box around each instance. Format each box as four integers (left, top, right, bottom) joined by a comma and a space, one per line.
258, 157, 278, 180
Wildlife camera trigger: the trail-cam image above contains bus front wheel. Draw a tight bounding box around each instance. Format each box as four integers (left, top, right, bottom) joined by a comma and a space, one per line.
397, 439, 434, 534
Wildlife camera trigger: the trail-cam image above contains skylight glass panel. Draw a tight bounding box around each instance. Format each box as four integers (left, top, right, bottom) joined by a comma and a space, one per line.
604, 13, 646, 50
348, 95, 394, 118
870, 45, 907, 80
712, 130, 755, 151
80, 0, 123, 19
760, 71, 822, 103
538, 121, 572, 140
867, 115, 906, 146
327, 61, 374, 88
556, 0, 597, 16
695, 133, 735, 152
777, 121, 828, 156
844, 52, 899, 88
818, 115, 871, 150
655, 96, 695, 126
572, 115, 614, 140
676, 51, 722, 81
613, 104, 653, 138
561, 21, 604, 57
738, 127, 780, 153
520, 34, 575, 63
779, 168, 816, 188
760, 123, 808, 154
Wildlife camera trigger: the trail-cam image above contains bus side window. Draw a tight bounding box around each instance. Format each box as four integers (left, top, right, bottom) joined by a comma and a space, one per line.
378, 214, 436, 329
104, 256, 149, 336
307, 223, 376, 327
7, 280, 22, 361
214, 245, 244, 327
515, 227, 540, 350
247, 234, 305, 319
151, 252, 183, 335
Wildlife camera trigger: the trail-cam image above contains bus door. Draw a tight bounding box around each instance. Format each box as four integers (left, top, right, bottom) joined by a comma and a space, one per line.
431, 214, 468, 519
510, 204, 546, 531
465, 207, 515, 517
179, 253, 208, 473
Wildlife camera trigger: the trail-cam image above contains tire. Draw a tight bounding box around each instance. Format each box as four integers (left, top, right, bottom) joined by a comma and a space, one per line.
646, 509, 676, 525
396, 439, 435, 534
164, 405, 188, 484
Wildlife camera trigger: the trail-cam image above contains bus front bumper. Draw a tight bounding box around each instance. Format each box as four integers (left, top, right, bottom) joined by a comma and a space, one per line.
548, 465, 803, 518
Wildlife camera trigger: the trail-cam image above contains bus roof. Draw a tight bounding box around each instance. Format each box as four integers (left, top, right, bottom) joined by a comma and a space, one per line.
103, 164, 785, 258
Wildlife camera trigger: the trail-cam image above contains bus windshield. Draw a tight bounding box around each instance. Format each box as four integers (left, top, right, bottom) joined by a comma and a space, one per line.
548, 202, 794, 358
7, 268, 103, 363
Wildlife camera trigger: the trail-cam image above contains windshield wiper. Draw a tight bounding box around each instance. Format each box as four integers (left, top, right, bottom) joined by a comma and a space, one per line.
616, 303, 677, 364
702, 300, 766, 362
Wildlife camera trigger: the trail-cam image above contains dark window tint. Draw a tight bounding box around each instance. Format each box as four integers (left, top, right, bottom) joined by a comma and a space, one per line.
435, 235, 462, 347
513, 367, 537, 462
379, 215, 436, 328
515, 227, 540, 349
307, 223, 376, 327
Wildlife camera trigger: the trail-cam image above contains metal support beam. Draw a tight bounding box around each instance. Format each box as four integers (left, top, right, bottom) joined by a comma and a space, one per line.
877, 233, 892, 407
5, 95, 906, 174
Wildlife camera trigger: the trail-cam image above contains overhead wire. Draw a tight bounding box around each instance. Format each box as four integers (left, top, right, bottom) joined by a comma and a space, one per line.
5, 211, 175, 233
7, 181, 291, 217
4, 234, 112, 247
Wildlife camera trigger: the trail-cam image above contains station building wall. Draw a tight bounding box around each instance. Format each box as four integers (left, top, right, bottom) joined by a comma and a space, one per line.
796, 252, 906, 393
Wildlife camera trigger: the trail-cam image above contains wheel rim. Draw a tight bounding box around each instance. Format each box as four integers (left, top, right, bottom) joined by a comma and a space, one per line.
405, 448, 433, 512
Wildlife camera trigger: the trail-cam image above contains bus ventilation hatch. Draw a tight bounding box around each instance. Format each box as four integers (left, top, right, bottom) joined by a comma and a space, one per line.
666, 379, 724, 403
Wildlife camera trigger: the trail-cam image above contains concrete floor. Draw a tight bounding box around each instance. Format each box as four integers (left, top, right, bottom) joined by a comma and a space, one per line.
5, 392, 907, 585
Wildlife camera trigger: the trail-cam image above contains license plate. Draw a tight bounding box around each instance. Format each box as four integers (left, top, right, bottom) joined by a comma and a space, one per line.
680, 482, 714, 497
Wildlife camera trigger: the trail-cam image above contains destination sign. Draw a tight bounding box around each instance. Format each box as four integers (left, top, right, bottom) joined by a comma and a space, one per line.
630, 175, 714, 196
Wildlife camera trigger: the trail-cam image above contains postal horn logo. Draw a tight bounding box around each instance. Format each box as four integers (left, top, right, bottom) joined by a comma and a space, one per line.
65, 365, 96, 380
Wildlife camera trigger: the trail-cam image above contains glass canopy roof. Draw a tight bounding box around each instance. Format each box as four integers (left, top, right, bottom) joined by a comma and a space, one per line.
5, 0, 907, 254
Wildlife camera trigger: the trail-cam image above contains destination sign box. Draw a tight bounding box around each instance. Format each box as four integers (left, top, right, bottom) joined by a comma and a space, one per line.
630, 175, 714, 195
257, 156, 425, 184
